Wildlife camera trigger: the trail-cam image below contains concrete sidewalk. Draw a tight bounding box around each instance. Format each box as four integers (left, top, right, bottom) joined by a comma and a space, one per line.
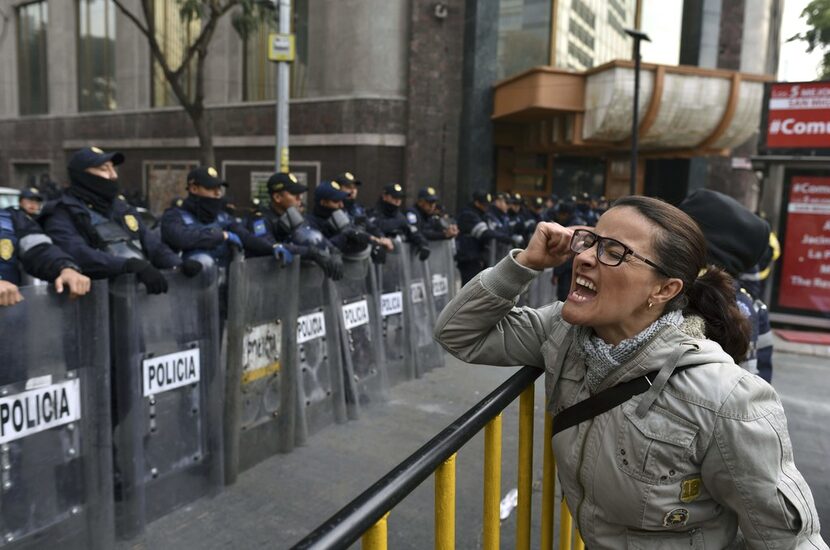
773, 332, 830, 358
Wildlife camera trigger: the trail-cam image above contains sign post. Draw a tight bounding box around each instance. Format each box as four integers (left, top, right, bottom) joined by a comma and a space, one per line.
270, 1, 293, 173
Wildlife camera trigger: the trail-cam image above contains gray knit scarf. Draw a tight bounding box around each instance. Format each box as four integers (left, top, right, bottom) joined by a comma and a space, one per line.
575, 310, 684, 394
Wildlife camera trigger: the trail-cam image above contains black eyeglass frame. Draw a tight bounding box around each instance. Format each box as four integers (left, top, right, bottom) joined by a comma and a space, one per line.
569, 229, 672, 278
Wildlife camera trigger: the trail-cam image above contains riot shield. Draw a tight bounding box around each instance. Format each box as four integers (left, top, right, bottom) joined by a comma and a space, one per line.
109, 266, 223, 538
374, 245, 413, 387
487, 239, 513, 267
0, 282, 113, 549
403, 243, 444, 377
225, 257, 299, 484
295, 263, 347, 446
525, 268, 556, 308
425, 240, 456, 319
333, 257, 386, 419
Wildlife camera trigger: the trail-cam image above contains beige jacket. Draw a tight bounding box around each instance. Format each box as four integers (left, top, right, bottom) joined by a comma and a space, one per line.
434, 252, 827, 550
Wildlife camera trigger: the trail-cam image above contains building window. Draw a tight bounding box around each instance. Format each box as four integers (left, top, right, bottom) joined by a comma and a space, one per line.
572, 0, 596, 29
568, 41, 594, 69
151, 0, 199, 107
17, 1, 49, 115
607, 10, 627, 38
496, 0, 551, 79
77, 0, 117, 111
569, 18, 595, 50
242, 0, 308, 101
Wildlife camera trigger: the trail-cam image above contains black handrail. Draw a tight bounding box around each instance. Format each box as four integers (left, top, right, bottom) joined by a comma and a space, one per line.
290, 365, 543, 550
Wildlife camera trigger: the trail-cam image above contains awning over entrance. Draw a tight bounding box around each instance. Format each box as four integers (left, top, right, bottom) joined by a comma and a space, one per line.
493, 60, 772, 157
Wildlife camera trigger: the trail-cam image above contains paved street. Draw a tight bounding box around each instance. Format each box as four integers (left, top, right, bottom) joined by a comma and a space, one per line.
118, 345, 829, 549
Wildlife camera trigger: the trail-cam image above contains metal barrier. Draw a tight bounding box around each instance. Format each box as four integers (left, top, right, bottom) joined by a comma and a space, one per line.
524, 268, 557, 309
109, 267, 223, 538
402, 242, 444, 377
425, 240, 456, 320
296, 263, 347, 445
290, 367, 586, 550
0, 282, 113, 549
225, 257, 300, 483
487, 239, 513, 268
334, 257, 387, 419
374, 247, 412, 388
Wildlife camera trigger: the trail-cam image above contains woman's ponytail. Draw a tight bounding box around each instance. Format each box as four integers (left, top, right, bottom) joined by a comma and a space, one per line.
685, 266, 750, 363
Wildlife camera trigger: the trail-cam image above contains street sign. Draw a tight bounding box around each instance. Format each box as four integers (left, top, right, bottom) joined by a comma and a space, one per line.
268, 33, 295, 62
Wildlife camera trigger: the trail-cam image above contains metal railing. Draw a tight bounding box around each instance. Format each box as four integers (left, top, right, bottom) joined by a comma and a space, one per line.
291, 366, 586, 550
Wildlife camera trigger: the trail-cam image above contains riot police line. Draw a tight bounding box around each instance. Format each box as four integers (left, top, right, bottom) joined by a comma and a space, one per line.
0, 237, 468, 546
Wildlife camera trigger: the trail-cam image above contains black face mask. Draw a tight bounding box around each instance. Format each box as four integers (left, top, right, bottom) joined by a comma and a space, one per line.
378, 199, 399, 216
184, 194, 225, 224
67, 168, 120, 213
313, 202, 336, 219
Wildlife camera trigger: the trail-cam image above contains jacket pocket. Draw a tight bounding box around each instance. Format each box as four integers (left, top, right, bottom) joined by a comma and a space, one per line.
616, 400, 699, 485
626, 528, 705, 550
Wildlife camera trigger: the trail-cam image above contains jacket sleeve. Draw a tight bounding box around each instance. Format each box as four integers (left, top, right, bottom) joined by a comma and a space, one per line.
700, 375, 826, 549
160, 209, 225, 252
433, 250, 559, 369
12, 210, 79, 281
42, 204, 129, 278
140, 219, 181, 269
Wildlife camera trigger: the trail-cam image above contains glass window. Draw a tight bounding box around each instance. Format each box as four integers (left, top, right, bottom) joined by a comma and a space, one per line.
242, 0, 308, 101
17, 1, 49, 115
77, 0, 117, 111
496, 0, 551, 80
151, 0, 200, 107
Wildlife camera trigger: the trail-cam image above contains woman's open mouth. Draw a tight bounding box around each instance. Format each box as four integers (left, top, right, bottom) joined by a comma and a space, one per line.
569, 276, 597, 302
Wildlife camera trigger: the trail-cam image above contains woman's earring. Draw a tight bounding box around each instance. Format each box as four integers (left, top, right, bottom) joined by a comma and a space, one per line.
648, 300, 654, 309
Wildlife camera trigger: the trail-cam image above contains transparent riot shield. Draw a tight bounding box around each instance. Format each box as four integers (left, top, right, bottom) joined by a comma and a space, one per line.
425, 240, 456, 319
333, 257, 386, 419
225, 257, 299, 484
374, 245, 412, 387
295, 263, 347, 446
489, 239, 513, 267
403, 243, 445, 377
0, 282, 113, 549
109, 266, 223, 538
525, 268, 556, 308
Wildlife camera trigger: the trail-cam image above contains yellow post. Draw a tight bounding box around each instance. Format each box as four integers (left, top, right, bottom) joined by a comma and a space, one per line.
483, 415, 502, 550
516, 386, 535, 550
540, 412, 555, 550
559, 499, 573, 550
574, 529, 586, 550
362, 512, 390, 550
435, 454, 457, 550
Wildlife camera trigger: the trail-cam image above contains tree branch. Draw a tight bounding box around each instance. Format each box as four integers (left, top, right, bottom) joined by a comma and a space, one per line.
172, 0, 241, 78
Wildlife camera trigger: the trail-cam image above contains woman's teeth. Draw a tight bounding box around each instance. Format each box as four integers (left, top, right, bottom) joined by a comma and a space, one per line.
575, 276, 596, 292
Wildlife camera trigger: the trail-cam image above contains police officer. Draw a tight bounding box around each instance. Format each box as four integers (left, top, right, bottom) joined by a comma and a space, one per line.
307, 180, 384, 262
551, 201, 587, 301
247, 172, 343, 279
369, 183, 431, 261
18, 188, 44, 218
406, 187, 459, 241
0, 206, 91, 307
161, 166, 286, 269
576, 192, 598, 225
41, 147, 192, 294
455, 191, 516, 285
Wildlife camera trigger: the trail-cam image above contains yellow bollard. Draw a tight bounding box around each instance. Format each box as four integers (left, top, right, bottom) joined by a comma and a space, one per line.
559, 499, 573, 550
483, 415, 502, 550
541, 413, 555, 550
516, 386, 535, 550
435, 454, 457, 550
574, 529, 585, 550
362, 512, 390, 550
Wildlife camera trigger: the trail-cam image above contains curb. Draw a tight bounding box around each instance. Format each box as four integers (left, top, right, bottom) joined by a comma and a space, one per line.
773, 336, 830, 359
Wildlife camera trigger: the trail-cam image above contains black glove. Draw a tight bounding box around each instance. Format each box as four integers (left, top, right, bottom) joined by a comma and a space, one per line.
370, 243, 387, 265
417, 246, 431, 261
124, 258, 168, 294
181, 258, 203, 278
326, 255, 344, 281
344, 228, 370, 248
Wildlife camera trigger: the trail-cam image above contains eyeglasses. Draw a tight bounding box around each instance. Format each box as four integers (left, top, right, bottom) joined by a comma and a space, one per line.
569, 229, 671, 277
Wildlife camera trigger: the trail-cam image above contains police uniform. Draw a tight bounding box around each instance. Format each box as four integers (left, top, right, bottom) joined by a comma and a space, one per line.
0, 207, 80, 285
41, 147, 182, 288
456, 191, 515, 285
161, 166, 273, 268
247, 172, 343, 279
405, 187, 450, 241
18, 187, 44, 220
332, 172, 377, 234
369, 183, 430, 260
307, 180, 375, 259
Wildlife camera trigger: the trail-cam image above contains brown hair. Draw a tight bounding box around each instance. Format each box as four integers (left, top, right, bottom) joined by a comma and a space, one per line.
612, 196, 750, 362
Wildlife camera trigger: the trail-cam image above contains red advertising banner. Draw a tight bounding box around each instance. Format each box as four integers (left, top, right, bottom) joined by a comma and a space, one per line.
778, 175, 830, 313
766, 82, 830, 149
